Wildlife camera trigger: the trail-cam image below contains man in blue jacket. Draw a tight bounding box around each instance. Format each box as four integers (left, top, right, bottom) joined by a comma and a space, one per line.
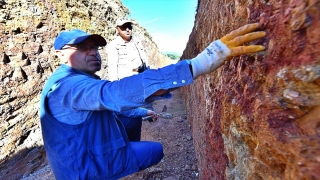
40, 24, 266, 179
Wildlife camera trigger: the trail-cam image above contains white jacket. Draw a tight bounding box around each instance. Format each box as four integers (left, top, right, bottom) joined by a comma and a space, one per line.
106, 36, 148, 81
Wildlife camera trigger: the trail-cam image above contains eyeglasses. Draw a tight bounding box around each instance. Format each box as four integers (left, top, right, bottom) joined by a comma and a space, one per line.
61, 44, 102, 52
119, 24, 133, 31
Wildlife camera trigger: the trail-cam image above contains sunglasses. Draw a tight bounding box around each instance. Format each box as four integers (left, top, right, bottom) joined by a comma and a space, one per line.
119, 24, 133, 30
61, 44, 103, 52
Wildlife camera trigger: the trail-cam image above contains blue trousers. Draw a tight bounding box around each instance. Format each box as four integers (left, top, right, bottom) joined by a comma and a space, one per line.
118, 115, 164, 170
130, 141, 164, 170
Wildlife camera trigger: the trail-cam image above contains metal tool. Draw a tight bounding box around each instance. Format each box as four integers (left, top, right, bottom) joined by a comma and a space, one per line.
142, 115, 158, 122
142, 105, 172, 122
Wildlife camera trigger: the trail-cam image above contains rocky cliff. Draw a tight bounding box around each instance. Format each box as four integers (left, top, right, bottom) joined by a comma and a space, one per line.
0, 0, 169, 179
181, 0, 320, 179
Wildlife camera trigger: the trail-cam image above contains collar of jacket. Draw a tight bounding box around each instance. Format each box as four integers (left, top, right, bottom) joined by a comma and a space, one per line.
60, 64, 101, 80
115, 36, 135, 45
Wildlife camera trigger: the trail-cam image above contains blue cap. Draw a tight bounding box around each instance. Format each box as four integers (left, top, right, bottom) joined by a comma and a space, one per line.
53, 29, 107, 50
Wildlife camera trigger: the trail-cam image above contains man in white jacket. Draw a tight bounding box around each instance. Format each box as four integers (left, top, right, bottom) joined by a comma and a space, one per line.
106, 17, 148, 81
106, 17, 155, 141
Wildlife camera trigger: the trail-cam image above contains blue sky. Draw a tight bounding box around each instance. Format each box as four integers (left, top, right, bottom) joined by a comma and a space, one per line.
122, 0, 198, 54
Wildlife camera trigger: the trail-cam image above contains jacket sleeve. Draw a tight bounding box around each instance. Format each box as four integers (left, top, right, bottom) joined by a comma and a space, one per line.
106, 41, 119, 81
49, 61, 193, 112
116, 107, 148, 118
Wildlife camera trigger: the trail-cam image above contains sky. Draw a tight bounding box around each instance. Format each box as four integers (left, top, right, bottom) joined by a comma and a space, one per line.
122, 0, 198, 55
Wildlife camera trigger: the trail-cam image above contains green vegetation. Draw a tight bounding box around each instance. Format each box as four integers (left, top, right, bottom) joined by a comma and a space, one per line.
165, 53, 181, 60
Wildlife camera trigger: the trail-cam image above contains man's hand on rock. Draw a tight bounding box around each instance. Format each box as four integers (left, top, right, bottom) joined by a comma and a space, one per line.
190, 23, 266, 79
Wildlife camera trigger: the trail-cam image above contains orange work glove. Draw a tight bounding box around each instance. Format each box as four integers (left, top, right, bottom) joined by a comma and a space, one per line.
220, 23, 266, 57
190, 23, 266, 79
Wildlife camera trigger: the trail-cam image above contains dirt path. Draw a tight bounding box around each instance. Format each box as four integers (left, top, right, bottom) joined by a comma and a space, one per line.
121, 89, 199, 180
23, 89, 199, 180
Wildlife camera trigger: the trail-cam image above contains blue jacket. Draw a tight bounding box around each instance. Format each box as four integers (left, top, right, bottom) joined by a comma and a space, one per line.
40, 61, 193, 179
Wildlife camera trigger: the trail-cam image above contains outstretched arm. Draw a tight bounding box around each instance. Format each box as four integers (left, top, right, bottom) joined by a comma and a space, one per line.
151, 23, 266, 96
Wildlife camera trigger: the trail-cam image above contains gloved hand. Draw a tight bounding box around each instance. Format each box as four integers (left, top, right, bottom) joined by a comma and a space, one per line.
190, 23, 266, 79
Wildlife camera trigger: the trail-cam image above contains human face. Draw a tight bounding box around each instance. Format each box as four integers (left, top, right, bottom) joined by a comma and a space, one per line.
56, 40, 102, 76
117, 22, 132, 42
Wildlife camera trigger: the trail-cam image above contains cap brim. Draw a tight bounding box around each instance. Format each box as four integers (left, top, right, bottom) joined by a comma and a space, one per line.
117, 21, 132, 26
66, 34, 106, 46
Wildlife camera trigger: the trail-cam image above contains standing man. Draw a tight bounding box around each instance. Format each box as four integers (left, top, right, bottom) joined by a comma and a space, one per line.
106, 17, 155, 139
40, 23, 266, 179
106, 17, 148, 81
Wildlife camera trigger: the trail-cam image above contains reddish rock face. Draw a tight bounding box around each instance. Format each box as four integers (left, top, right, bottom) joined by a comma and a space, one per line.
181, 0, 320, 179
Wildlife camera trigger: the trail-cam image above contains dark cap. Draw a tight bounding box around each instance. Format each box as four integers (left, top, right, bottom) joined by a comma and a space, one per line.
53, 29, 106, 50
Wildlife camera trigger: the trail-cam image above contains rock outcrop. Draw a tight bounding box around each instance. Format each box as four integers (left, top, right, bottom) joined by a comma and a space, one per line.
0, 0, 170, 179
181, 0, 320, 179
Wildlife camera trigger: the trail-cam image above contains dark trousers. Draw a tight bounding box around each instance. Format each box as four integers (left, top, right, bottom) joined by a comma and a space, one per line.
118, 115, 142, 141
118, 115, 164, 170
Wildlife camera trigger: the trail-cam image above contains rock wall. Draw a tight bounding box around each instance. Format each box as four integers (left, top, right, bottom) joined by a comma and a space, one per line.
0, 0, 169, 179
181, 0, 320, 179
